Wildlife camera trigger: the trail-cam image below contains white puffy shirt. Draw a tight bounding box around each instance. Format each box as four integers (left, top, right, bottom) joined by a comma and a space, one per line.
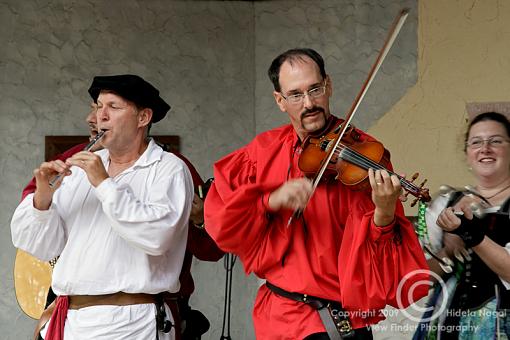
11, 139, 193, 296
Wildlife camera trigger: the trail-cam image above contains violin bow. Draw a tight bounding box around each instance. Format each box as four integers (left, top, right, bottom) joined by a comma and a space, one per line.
288, 9, 410, 226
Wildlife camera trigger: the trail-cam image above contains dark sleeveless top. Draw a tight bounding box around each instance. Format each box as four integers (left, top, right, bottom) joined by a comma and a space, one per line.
451, 202, 510, 311
439, 197, 510, 339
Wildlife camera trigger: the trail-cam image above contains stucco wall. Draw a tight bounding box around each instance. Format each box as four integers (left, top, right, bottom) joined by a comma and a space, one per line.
0, 1, 256, 339
254, 0, 418, 134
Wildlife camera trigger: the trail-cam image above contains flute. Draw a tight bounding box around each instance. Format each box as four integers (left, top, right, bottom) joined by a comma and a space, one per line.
49, 130, 106, 187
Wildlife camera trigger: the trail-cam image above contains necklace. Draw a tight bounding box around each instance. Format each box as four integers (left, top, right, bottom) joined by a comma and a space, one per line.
479, 182, 510, 200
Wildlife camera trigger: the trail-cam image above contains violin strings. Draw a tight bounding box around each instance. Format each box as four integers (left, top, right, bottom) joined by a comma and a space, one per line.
337, 147, 418, 193
324, 141, 410, 189
337, 149, 418, 193
332, 144, 420, 193
335, 146, 407, 185
332, 145, 384, 171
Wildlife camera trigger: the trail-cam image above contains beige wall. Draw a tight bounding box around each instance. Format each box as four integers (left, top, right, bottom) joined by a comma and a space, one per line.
370, 0, 510, 215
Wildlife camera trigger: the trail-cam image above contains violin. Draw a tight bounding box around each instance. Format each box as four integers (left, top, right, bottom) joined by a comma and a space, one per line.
288, 9, 426, 224
298, 118, 431, 206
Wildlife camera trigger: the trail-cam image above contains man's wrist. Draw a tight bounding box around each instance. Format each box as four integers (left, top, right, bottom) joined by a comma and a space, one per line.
373, 210, 395, 227
262, 192, 279, 213
33, 191, 52, 211
373, 204, 396, 226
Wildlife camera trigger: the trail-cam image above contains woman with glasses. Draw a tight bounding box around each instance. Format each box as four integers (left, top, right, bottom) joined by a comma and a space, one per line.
415, 111, 510, 339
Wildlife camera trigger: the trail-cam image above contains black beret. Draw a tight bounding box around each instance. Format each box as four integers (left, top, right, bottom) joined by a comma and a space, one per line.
88, 74, 170, 123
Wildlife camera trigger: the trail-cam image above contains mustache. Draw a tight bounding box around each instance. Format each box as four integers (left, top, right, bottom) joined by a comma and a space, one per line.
300, 106, 325, 120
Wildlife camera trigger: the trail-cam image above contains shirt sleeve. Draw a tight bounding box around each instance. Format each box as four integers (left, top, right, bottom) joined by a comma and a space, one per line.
204, 147, 282, 272
337, 189, 430, 311
94, 159, 193, 256
11, 194, 68, 261
333, 148, 429, 311
12, 143, 91, 260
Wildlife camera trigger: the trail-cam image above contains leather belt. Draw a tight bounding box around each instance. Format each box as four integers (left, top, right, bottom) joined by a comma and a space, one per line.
69, 292, 156, 310
34, 293, 173, 340
266, 282, 355, 339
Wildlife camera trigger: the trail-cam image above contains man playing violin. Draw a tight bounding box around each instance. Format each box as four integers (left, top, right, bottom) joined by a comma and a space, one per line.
204, 48, 429, 339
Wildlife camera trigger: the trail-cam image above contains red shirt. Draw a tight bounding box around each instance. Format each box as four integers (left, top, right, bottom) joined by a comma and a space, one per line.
204, 117, 429, 339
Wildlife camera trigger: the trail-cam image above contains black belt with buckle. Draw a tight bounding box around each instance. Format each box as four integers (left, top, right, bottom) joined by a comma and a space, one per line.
266, 282, 355, 339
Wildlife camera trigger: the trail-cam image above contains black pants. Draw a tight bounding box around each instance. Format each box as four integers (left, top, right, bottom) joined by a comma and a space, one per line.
304, 327, 373, 340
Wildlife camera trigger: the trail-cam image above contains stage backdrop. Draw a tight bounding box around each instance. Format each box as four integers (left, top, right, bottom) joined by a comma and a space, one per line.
3, 0, 510, 339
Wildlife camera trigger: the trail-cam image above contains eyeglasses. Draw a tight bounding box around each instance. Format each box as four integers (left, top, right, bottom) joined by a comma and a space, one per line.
466, 136, 510, 149
280, 81, 327, 105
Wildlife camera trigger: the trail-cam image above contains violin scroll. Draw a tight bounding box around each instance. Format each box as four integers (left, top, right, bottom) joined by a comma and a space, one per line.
405, 173, 430, 207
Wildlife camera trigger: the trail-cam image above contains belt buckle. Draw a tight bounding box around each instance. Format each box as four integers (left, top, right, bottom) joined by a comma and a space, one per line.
337, 319, 355, 338
328, 304, 355, 338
